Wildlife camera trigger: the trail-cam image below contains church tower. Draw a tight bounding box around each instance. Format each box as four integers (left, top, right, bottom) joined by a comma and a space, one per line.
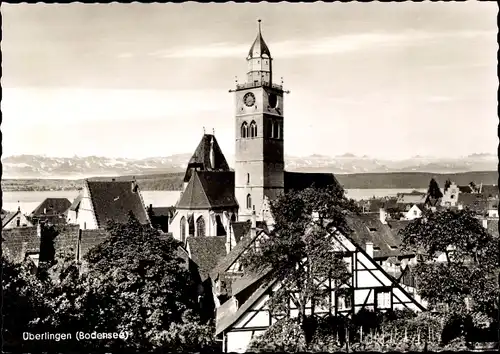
234, 20, 285, 221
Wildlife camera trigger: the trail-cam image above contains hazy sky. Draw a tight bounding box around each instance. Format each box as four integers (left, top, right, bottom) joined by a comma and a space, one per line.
2, 2, 498, 160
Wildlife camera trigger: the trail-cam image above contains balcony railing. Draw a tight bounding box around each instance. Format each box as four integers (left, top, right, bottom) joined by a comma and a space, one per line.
236, 81, 283, 91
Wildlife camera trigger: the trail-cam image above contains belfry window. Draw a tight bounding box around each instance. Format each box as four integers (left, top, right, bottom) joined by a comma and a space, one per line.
279, 123, 283, 140
241, 122, 248, 138
273, 121, 280, 139
247, 173, 250, 184
196, 216, 205, 237
267, 120, 273, 138
246, 194, 252, 210
249, 121, 257, 138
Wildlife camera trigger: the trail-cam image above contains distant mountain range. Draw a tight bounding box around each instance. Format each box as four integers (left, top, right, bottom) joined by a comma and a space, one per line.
1, 153, 497, 179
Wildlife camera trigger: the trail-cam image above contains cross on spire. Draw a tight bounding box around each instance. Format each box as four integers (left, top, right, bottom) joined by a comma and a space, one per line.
258, 19, 262, 33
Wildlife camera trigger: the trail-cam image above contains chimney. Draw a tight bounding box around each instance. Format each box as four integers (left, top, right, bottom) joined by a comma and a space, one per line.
131, 180, 137, 193
379, 208, 387, 224
365, 241, 374, 258
482, 219, 488, 229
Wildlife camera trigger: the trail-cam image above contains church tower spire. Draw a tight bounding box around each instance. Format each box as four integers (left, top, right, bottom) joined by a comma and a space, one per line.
246, 19, 273, 86
233, 21, 285, 221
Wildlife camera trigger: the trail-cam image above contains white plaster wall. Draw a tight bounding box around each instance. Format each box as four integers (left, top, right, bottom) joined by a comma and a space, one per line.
75, 188, 98, 229
227, 330, 264, 353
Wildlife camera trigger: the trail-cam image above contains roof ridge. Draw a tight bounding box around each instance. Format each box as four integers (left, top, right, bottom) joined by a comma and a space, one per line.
134, 182, 151, 226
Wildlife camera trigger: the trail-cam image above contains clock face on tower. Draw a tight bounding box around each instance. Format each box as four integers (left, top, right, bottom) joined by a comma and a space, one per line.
244, 92, 256, 107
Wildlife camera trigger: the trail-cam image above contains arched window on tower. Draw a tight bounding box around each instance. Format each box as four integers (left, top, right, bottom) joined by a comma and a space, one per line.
246, 194, 252, 210
247, 173, 250, 184
241, 122, 248, 138
180, 216, 186, 243
196, 216, 205, 237
249, 121, 257, 138
267, 120, 273, 138
279, 122, 283, 140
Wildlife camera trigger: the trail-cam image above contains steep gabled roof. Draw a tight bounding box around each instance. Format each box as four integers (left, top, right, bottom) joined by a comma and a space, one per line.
31, 198, 71, 216
86, 180, 150, 228
284, 171, 340, 193
479, 185, 499, 198
177, 171, 238, 210
186, 236, 227, 281
231, 221, 251, 243
183, 134, 231, 183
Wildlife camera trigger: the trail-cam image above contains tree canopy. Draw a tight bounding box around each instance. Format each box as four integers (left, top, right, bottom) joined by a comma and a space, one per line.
242, 185, 359, 325
427, 178, 443, 200
399, 209, 498, 320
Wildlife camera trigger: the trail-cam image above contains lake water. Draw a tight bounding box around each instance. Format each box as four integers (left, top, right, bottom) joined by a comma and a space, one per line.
1, 188, 426, 214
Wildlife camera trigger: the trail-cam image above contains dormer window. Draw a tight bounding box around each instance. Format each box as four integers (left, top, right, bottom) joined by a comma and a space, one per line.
369, 227, 377, 232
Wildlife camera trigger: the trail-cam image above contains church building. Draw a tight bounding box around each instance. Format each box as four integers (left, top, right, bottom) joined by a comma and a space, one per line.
170, 20, 337, 242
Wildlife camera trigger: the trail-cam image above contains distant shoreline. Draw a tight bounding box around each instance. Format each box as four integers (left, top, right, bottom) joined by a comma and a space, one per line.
1, 170, 497, 192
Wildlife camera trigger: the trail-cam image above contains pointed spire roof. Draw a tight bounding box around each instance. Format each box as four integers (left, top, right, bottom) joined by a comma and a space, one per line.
183, 134, 231, 183
247, 19, 271, 59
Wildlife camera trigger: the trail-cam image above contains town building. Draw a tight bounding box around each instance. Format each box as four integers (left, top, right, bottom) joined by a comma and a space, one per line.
2, 207, 33, 229
30, 198, 71, 225
169, 20, 338, 243
67, 179, 150, 229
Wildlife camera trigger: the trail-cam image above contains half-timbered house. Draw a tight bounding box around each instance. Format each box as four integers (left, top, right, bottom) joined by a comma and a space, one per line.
214, 213, 426, 353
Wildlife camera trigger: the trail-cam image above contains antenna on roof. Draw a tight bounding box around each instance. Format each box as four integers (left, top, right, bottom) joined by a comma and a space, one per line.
203, 126, 206, 135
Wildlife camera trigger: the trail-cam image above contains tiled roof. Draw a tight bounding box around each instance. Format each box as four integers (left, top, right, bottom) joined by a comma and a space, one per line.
458, 185, 474, 193
284, 171, 340, 193
69, 195, 83, 211
209, 227, 264, 281
2, 211, 20, 228
86, 180, 149, 228
346, 214, 414, 259
457, 193, 488, 213
486, 219, 498, 237
151, 207, 175, 217
396, 193, 427, 205
31, 198, 71, 216
216, 277, 275, 336
231, 221, 251, 243
186, 236, 227, 281
479, 185, 499, 198
183, 134, 231, 183
177, 171, 238, 210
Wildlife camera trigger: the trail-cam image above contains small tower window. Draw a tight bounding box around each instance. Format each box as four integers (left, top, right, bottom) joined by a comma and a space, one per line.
196, 216, 206, 237
250, 121, 257, 138
246, 194, 252, 210
241, 122, 248, 138
279, 122, 283, 140
247, 173, 250, 184
16, 217, 21, 227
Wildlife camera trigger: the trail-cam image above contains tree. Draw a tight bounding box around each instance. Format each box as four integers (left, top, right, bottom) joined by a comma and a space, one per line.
1, 257, 49, 351
399, 209, 499, 322
242, 185, 359, 327
53, 214, 206, 351
427, 178, 443, 200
